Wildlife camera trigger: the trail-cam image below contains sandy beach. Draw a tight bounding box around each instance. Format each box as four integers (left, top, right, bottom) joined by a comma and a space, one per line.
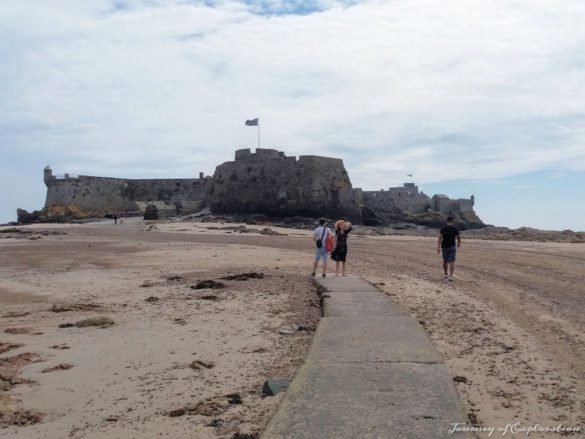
1, 219, 584, 438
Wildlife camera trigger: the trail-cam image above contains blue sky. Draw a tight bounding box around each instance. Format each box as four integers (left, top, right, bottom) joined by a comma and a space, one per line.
1, 0, 584, 230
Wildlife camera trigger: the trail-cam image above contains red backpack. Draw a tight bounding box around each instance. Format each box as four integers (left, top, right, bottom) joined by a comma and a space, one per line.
325, 232, 334, 252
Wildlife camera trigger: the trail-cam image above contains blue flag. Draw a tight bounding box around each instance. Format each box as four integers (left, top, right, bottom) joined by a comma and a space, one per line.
245, 118, 259, 126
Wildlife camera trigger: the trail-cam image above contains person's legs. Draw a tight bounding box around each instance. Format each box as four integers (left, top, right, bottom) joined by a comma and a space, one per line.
447, 249, 456, 280
342, 261, 346, 276
322, 251, 328, 277
335, 261, 340, 276
442, 248, 457, 279
312, 248, 321, 276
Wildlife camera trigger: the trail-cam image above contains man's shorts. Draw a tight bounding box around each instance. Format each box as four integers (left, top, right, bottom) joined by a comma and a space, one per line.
315, 247, 328, 262
442, 247, 457, 263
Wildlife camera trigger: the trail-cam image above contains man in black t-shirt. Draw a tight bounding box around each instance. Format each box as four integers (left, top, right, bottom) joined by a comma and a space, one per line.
437, 217, 461, 281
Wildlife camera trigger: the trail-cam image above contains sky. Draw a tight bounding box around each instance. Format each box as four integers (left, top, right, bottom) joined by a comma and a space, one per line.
1, 0, 584, 230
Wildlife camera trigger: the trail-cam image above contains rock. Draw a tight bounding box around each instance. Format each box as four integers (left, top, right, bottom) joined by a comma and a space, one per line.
4, 327, 31, 334
453, 375, 468, 383
1, 311, 30, 318
231, 434, 258, 439
16, 209, 42, 225
41, 363, 74, 373
168, 408, 186, 417
259, 227, 284, 236
360, 205, 383, 226
0, 353, 41, 390
50, 303, 101, 312
105, 415, 119, 422
190, 360, 214, 370
2, 409, 44, 426
70, 317, 115, 328
220, 272, 264, 281
262, 379, 290, 396
167, 276, 183, 281
145, 296, 160, 303
278, 327, 296, 335
17, 205, 101, 225
144, 204, 159, 220
59, 323, 75, 328
226, 393, 242, 405
199, 294, 219, 301
186, 397, 228, 417
191, 280, 225, 289
140, 281, 154, 288
296, 324, 315, 332
0, 343, 23, 354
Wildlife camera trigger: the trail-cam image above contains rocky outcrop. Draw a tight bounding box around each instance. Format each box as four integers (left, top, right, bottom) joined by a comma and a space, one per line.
17, 205, 103, 224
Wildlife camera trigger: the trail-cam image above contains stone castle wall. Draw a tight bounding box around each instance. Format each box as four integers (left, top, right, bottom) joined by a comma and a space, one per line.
44, 170, 210, 213
360, 183, 434, 215
358, 183, 482, 228
361, 191, 430, 214
209, 148, 361, 220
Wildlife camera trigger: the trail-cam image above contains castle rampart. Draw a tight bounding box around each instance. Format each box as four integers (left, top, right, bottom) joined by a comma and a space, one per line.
44, 168, 210, 213
361, 183, 432, 215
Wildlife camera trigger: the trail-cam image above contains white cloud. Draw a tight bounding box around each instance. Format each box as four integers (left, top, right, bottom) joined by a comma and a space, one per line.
1, 0, 585, 223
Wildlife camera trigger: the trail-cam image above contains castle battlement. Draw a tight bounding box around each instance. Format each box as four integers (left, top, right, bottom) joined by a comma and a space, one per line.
234, 148, 286, 161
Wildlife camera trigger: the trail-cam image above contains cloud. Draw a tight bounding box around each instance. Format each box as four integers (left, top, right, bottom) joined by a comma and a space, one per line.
1, 0, 585, 223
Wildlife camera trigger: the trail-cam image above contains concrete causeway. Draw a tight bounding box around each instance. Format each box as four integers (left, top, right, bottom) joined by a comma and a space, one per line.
261, 275, 472, 439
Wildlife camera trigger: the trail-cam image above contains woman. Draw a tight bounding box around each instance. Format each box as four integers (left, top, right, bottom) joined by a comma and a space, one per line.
330, 220, 352, 276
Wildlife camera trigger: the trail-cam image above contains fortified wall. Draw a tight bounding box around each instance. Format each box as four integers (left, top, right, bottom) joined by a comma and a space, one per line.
357, 183, 483, 228
38, 148, 484, 228
358, 183, 432, 214
43, 166, 210, 214
209, 148, 362, 220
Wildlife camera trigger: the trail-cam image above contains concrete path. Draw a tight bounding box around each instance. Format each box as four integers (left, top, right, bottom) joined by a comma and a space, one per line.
261, 275, 472, 439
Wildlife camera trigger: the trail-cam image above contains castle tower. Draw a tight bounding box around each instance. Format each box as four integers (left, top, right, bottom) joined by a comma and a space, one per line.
44, 165, 53, 185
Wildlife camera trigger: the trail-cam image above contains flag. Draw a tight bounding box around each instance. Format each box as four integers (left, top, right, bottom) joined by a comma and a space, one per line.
245, 118, 259, 126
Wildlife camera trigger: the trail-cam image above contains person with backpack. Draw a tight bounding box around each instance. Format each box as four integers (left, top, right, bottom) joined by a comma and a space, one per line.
312, 219, 332, 278
331, 220, 352, 276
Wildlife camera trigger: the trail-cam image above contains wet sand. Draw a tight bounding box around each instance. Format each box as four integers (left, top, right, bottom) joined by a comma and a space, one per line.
1, 219, 584, 438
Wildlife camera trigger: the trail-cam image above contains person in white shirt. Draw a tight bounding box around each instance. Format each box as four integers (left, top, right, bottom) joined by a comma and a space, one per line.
312, 219, 331, 278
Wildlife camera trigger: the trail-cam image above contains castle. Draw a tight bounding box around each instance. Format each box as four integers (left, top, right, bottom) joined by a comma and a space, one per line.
40, 148, 483, 228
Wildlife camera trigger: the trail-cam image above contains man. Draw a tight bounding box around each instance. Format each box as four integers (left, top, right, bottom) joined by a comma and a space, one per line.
312, 219, 331, 278
437, 216, 461, 281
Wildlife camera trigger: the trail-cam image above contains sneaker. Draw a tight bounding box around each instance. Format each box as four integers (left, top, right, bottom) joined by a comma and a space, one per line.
311, 272, 316, 277
322, 273, 326, 278
444, 274, 449, 280
449, 276, 454, 282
